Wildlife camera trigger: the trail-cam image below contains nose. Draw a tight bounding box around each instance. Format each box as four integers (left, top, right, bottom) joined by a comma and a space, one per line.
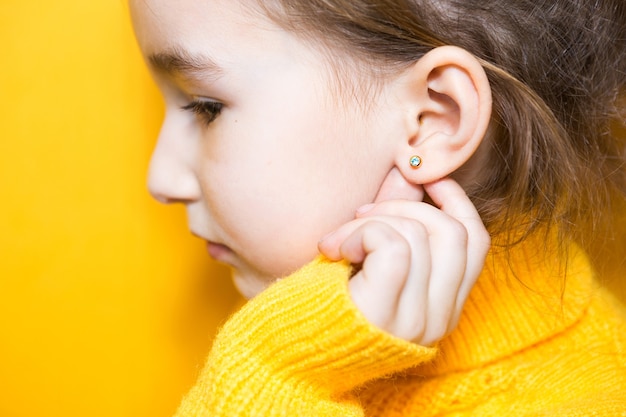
147, 117, 201, 204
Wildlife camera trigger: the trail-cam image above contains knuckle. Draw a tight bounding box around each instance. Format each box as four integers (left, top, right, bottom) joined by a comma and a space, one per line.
386, 234, 412, 259
386, 261, 410, 289
421, 327, 445, 347
450, 221, 469, 242
405, 319, 426, 343
439, 219, 468, 245
425, 309, 455, 344
407, 220, 428, 237
479, 229, 492, 252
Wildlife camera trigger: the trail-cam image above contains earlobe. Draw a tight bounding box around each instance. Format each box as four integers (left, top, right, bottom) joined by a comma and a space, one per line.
394, 46, 492, 184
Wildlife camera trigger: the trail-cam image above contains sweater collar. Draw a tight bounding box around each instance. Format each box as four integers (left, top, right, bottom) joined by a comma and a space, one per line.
416, 235, 594, 376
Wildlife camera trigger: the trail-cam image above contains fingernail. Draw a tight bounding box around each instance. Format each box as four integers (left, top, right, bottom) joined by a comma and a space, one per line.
318, 231, 334, 244
356, 203, 374, 215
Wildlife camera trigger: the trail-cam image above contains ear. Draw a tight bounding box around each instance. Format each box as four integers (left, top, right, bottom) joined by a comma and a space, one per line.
392, 46, 492, 184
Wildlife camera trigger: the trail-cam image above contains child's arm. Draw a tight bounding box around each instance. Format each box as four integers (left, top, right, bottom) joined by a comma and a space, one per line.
174, 258, 437, 417
174, 178, 488, 416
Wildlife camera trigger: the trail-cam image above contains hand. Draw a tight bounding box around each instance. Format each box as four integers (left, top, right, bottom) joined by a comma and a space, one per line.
318, 174, 490, 346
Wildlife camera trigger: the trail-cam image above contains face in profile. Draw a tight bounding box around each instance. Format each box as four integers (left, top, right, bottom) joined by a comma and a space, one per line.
130, 0, 408, 297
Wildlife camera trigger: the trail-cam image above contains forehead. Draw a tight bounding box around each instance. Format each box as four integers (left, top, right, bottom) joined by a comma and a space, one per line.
129, 0, 286, 66
129, 0, 384, 107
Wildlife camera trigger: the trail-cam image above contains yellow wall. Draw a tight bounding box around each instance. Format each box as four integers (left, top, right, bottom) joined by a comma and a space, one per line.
0, 2, 240, 416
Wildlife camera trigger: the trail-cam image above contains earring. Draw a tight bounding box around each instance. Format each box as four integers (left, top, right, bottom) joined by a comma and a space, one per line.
409, 155, 422, 168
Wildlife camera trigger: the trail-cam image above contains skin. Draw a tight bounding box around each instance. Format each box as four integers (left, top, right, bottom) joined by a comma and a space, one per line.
130, 0, 491, 345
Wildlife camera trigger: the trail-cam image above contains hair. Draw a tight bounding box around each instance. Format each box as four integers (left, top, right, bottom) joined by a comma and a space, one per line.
257, 0, 626, 250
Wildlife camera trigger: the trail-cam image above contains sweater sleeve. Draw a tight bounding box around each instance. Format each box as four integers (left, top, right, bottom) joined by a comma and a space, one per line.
174, 256, 437, 417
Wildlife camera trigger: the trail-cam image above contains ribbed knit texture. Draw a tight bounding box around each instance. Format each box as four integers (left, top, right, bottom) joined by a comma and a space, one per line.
174, 237, 626, 416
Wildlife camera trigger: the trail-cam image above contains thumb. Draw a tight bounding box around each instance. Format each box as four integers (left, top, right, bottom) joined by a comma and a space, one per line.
372, 167, 424, 204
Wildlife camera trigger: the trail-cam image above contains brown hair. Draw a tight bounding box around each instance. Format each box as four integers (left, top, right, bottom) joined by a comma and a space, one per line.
258, 0, 626, 248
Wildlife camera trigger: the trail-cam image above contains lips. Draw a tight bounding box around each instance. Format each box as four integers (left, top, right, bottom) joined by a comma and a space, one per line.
206, 241, 234, 261
190, 229, 235, 263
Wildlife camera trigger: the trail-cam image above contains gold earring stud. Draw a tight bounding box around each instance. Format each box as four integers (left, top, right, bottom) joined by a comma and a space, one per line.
409, 155, 422, 168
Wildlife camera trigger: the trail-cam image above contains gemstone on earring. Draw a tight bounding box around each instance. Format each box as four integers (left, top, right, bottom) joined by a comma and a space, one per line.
409, 155, 422, 168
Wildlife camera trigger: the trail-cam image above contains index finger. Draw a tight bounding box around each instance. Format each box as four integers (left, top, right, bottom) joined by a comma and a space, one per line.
423, 178, 488, 240
424, 178, 491, 317
359, 178, 483, 234
360, 177, 490, 284
372, 167, 424, 204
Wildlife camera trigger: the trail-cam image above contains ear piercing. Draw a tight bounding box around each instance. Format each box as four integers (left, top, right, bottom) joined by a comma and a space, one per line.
409, 155, 422, 168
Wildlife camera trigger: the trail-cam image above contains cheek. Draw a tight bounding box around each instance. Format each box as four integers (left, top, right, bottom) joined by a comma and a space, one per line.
195, 97, 395, 277
197, 144, 367, 277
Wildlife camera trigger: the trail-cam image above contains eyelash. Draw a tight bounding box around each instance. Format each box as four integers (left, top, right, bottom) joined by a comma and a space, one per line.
181, 99, 224, 126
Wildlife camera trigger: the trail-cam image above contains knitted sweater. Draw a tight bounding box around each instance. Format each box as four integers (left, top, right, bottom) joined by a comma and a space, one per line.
174, 238, 626, 416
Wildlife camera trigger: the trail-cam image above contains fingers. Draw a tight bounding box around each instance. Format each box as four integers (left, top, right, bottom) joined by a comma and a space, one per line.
424, 178, 491, 255
330, 218, 432, 338
424, 179, 491, 328
339, 221, 415, 331
358, 178, 489, 320
318, 177, 490, 346
362, 179, 489, 341
372, 167, 424, 204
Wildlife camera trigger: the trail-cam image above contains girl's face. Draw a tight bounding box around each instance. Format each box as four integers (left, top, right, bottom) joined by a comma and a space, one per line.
130, 0, 406, 297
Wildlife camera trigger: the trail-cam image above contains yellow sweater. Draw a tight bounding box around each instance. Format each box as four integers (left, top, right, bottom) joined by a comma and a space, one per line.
174, 239, 626, 416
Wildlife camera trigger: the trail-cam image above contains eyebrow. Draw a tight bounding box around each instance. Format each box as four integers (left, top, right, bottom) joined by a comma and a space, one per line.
148, 47, 224, 82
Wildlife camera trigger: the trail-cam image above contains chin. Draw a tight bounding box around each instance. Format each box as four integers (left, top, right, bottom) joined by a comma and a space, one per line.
231, 270, 273, 299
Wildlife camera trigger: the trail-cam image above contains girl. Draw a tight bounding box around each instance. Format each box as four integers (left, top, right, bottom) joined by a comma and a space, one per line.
130, 0, 626, 415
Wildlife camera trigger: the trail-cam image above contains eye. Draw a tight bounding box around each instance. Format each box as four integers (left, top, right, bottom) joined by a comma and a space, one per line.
181, 99, 224, 126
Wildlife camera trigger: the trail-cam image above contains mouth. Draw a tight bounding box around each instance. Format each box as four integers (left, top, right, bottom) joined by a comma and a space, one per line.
190, 230, 235, 263
206, 241, 234, 262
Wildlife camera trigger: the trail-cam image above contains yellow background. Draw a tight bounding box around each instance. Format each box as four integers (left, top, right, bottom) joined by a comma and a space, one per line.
1, 2, 624, 417
0, 2, 240, 416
